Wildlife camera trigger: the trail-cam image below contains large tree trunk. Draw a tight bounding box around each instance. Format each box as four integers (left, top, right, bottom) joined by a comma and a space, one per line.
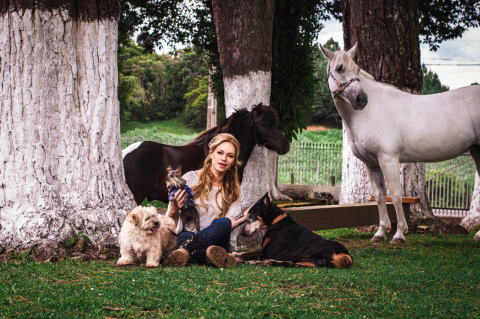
212, 0, 279, 250
463, 173, 480, 242
342, 0, 433, 220
0, 1, 136, 252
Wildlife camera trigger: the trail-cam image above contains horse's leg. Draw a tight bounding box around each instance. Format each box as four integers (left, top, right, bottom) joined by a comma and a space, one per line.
378, 156, 408, 244
468, 146, 480, 243
365, 165, 391, 242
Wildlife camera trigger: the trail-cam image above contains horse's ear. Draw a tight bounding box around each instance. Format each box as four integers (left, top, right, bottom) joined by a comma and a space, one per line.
347, 43, 358, 59
176, 166, 182, 175
320, 44, 335, 60
166, 165, 172, 172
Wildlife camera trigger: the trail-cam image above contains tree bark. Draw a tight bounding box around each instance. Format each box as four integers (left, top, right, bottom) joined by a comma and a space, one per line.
463, 173, 480, 242
0, 1, 136, 251
212, 0, 286, 250
341, 0, 435, 222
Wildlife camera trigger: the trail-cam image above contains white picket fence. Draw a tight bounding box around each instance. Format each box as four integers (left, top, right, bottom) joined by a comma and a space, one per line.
426, 153, 475, 217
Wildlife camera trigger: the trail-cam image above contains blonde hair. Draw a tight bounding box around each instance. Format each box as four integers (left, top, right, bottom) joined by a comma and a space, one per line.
192, 133, 242, 218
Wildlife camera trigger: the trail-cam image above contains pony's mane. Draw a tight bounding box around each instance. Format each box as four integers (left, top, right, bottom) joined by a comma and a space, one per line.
185, 104, 278, 152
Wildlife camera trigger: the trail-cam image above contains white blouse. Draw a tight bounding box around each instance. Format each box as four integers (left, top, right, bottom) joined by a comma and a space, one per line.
166, 171, 242, 244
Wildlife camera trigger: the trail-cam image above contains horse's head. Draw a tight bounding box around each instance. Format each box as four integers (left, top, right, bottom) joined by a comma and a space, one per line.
320, 43, 368, 110
249, 104, 290, 155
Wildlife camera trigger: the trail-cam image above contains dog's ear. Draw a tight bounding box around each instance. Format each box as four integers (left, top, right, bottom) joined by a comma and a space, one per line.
166, 165, 172, 172
262, 192, 270, 206
176, 166, 182, 176
130, 213, 141, 226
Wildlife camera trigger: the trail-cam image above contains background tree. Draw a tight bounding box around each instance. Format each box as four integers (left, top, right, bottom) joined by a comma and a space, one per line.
0, 0, 136, 251
309, 38, 342, 127
211, 0, 275, 211
422, 64, 450, 94
184, 76, 209, 129
118, 41, 208, 123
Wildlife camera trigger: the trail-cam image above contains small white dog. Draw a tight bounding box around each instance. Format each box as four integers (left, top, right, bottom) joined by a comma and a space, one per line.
117, 206, 177, 267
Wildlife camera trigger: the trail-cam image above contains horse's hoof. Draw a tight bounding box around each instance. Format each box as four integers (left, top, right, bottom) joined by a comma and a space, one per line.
391, 237, 406, 244
371, 236, 384, 243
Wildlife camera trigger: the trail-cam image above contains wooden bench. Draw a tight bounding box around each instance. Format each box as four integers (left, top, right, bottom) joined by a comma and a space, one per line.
284, 197, 419, 232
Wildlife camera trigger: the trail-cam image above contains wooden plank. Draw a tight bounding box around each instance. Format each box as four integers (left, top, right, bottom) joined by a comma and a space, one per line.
370, 196, 420, 204
283, 202, 411, 232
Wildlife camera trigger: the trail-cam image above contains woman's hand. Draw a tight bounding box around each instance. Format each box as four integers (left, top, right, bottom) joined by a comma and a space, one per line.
230, 204, 253, 229
168, 189, 186, 227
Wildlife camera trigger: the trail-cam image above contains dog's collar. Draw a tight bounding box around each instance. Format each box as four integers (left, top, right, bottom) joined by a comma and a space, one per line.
271, 213, 287, 225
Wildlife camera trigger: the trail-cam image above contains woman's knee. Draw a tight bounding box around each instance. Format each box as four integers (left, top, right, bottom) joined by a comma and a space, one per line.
213, 217, 232, 228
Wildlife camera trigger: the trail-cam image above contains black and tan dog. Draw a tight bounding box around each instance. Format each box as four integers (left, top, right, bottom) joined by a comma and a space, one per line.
237, 193, 353, 269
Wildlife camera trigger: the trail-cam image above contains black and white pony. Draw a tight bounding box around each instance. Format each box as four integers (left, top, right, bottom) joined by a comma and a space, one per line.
123, 104, 290, 205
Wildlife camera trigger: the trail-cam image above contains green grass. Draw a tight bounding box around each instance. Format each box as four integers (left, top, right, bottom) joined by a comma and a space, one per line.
120, 118, 343, 144
1, 232, 479, 318
295, 129, 343, 144
120, 117, 200, 136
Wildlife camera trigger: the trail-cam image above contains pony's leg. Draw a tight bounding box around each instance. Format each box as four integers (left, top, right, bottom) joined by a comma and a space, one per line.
365, 165, 391, 242
378, 156, 408, 244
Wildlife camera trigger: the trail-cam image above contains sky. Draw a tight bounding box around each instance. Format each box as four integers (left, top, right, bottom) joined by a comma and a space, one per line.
317, 19, 480, 90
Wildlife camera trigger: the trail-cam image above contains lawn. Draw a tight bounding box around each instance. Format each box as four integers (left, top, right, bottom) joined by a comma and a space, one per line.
1, 230, 479, 318
120, 117, 201, 136
120, 117, 343, 144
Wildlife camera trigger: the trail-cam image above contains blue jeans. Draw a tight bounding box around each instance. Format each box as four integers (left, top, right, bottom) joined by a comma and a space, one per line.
176, 217, 232, 253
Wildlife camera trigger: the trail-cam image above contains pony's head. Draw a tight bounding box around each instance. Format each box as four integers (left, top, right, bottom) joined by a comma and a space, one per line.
249, 104, 290, 155
320, 43, 368, 110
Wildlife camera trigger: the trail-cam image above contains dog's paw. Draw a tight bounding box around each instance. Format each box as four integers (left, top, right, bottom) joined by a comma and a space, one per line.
145, 262, 159, 268
117, 258, 134, 266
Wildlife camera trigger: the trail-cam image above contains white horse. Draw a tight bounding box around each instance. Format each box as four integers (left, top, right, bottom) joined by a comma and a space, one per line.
320, 44, 480, 243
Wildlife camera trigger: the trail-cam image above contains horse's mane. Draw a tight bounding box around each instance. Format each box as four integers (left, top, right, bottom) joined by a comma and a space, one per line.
359, 70, 401, 91
185, 104, 278, 152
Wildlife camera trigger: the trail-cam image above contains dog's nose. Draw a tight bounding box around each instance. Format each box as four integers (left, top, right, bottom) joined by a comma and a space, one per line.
154, 221, 159, 227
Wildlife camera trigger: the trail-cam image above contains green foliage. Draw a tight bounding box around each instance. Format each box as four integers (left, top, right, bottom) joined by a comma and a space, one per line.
418, 0, 480, 51
309, 38, 342, 127
269, 0, 327, 140
2, 233, 480, 317
118, 41, 208, 123
191, 1, 227, 124
119, 0, 195, 53
65, 232, 91, 248
183, 76, 209, 129
422, 64, 449, 95
472, 82, 479, 85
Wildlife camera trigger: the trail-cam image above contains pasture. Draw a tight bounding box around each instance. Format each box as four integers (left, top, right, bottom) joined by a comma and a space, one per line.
1, 229, 479, 318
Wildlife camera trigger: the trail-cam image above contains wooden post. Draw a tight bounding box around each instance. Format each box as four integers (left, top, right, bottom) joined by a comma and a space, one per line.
206, 67, 217, 130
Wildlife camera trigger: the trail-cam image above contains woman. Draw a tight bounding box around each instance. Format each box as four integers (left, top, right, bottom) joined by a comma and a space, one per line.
163, 133, 249, 268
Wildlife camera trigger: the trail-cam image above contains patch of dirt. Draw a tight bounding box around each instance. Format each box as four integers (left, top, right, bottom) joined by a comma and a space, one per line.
307, 125, 328, 131
410, 217, 468, 235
